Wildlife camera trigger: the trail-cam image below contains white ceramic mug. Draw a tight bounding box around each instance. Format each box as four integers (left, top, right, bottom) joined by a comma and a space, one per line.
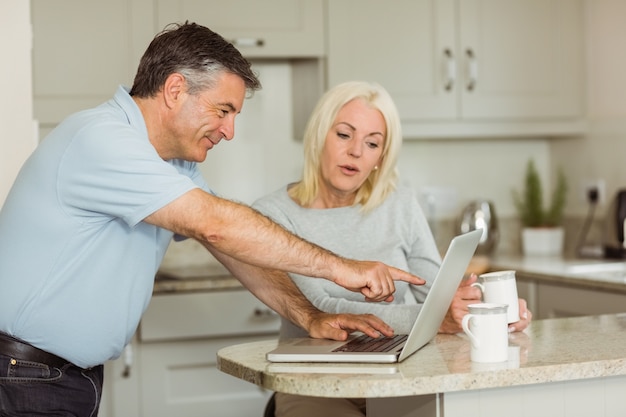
473, 270, 520, 323
462, 303, 509, 363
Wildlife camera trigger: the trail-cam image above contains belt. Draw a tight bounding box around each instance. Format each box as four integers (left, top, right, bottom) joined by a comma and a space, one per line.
0, 332, 68, 368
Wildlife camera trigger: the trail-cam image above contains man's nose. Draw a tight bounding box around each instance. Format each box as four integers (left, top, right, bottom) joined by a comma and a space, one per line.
221, 120, 235, 141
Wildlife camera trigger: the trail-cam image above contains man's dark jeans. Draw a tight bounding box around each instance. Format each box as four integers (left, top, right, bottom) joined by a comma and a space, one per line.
0, 353, 103, 416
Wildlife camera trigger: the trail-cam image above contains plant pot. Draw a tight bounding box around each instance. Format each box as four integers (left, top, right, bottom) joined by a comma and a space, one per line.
521, 227, 564, 256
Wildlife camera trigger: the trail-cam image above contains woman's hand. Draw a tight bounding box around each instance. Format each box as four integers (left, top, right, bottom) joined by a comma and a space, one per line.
438, 274, 483, 334
508, 298, 532, 333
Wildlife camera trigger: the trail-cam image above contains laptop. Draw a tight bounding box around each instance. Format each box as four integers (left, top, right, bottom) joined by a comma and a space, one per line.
266, 229, 483, 364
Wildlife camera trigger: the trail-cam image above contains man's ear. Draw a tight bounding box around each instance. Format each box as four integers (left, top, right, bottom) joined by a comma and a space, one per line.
162, 73, 186, 109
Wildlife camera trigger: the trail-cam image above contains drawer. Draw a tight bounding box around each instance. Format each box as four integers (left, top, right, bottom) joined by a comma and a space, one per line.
140, 290, 280, 342
139, 336, 274, 417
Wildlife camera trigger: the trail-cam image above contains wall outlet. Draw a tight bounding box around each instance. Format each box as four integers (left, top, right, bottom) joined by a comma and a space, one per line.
580, 179, 606, 205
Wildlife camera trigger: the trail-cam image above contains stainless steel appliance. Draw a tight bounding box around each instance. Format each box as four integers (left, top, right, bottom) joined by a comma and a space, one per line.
603, 189, 626, 258
456, 200, 499, 255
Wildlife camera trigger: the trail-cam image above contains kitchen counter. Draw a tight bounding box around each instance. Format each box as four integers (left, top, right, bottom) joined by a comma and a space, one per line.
490, 256, 626, 293
152, 255, 626, 295
217, 314, 626, 416
153, 264, 241, 294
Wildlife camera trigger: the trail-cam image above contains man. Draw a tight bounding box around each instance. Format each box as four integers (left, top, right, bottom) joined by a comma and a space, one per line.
0, 22, 421, 415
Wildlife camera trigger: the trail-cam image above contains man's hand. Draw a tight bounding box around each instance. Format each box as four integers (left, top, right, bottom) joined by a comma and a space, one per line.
306, 312, 395, 341
335, 260, 425, 303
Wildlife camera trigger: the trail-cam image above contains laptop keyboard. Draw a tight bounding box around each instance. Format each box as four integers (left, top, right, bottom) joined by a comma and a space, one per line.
332, 334, 408, 353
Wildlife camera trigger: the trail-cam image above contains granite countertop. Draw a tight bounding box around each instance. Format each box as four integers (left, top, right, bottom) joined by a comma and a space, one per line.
153, 264, 241, 294
490, 256, 626, 293
217, 313, 626, 398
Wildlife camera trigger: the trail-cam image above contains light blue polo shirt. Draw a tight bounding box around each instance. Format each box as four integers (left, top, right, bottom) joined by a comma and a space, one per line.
0, 86, 207, 368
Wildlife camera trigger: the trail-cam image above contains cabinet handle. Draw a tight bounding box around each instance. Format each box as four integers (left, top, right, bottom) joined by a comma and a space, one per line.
229, 38, 265, 48
465, 48, 478, 91
121, 344, 133, 378
443, 48, 456, 91
253, 307, 278, 319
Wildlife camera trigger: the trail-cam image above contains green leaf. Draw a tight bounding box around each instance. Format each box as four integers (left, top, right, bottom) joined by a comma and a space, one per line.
512, 159, 567, 227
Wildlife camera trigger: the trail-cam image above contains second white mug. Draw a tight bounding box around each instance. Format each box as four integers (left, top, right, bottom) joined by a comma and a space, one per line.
462, 303, 509, 363
473, 270, 520, 323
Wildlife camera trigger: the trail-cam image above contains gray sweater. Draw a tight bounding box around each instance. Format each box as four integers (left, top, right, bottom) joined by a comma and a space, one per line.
252, 185, 442, 338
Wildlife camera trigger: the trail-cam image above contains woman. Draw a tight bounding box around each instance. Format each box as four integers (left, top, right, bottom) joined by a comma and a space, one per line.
253, 81, 531, 416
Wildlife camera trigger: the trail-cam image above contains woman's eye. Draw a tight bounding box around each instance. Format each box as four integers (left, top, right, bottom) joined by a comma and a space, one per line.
367, 142, 379, 149
337, 132, 350, 139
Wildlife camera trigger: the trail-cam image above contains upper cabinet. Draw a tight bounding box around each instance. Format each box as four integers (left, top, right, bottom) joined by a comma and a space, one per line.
155, 0, 325, 58
31, 0, 157, 130
32, 0, 586, 139
31, 0, 325, 132
327, 0, 586, 139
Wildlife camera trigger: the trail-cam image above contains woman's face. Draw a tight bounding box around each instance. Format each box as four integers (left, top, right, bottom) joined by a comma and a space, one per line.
317, 98, 386, 207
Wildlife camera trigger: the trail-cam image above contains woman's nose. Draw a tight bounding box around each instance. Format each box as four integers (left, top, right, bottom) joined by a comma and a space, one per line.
348, 140, 362, 157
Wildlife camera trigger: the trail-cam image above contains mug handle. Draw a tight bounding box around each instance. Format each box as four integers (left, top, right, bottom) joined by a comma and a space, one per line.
462, 314, 480, 348
471, 282, 484, 292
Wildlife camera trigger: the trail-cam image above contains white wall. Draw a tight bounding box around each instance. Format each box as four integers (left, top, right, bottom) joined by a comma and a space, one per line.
199, 63, 303, 205
551, 0, 626, 216
0, 1, 37, 205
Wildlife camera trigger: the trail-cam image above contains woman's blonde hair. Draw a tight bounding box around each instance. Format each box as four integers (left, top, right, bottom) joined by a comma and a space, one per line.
289, 81, 403, 212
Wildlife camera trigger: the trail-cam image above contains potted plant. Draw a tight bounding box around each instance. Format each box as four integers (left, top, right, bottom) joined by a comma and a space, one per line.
512, 159, 568, 256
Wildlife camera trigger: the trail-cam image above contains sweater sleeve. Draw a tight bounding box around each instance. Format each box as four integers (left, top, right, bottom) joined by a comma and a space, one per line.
404, 192, 442, 304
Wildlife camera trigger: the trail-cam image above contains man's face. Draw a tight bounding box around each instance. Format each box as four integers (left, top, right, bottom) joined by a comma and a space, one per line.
169, 72, 246, 162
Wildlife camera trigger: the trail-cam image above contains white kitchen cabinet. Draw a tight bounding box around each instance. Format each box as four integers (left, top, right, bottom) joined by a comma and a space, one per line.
100, 340, 141, 417
327, 0, 585, 139
515, 274, 626, 320
535, 282, 626, 319
137, 290, 280, 417
101, 289, 280, 417
139, 336, 274, 417
31, 0, 157, 129
155, 0, 325, 58
31, 0, 325, 138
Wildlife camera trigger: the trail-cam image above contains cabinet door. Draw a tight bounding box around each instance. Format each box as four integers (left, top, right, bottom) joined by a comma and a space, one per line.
156, 0, 324, 58
537, 283, 626, 319
101, 341, 141, 417
459, 0, 584, 120
31, 0, 157, 127
140, 336, 274, 417
327, 0, 457, 122
327, 0, 585, 138
139, 290, 279, 416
